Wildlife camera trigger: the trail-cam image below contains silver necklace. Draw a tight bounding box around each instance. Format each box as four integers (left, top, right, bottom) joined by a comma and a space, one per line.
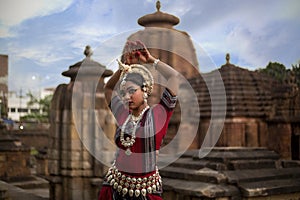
120, 105, 150, 156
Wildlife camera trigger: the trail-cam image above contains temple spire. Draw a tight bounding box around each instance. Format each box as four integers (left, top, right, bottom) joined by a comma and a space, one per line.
226, 53, 230, 64
84, 45, 93, 58
138, 0, 179, 27
156, 1, 161, 12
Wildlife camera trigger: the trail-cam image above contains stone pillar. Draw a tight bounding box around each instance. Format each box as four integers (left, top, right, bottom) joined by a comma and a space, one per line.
47, 46, 113, 200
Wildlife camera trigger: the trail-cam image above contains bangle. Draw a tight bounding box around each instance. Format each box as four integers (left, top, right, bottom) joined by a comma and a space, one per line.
153, 58, 160, 69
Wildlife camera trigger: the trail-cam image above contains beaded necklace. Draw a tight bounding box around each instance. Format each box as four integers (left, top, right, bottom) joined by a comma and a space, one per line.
120, 105, 150, 156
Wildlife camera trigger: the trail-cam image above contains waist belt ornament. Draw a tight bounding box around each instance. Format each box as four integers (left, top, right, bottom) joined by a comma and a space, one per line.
105, 164, 162, 197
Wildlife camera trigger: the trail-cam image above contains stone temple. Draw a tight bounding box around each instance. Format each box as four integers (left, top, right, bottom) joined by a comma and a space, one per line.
1, 1, 300, 200
46, 1, 300, 200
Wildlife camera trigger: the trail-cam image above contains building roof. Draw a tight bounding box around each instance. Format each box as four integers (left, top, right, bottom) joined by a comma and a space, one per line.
62, 46, 113, 80
127, 1, 199, 80
189, 55, 293, 119
138, 1, 179, 28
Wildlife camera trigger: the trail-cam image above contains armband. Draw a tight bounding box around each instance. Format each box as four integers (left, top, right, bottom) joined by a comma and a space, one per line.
153, 58, 160, 69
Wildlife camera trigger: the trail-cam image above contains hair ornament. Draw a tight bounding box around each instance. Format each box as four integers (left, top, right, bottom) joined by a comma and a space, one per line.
117, 59, 154, 96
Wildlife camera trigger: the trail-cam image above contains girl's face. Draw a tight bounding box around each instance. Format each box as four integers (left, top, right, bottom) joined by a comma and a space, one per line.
120, 81, 144, 111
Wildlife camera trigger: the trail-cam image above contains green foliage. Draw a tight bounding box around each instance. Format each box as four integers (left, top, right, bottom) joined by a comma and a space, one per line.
257, 62, 287, 83
292, 61, 300, 87
257, 61, 300, 88
20, 92, 53, 123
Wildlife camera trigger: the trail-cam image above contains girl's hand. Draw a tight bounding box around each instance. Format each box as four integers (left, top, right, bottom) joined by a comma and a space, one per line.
123, 40, 155, 65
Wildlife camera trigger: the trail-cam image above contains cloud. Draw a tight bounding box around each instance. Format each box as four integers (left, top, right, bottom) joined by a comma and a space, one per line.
163, 0, 193, 17
0, 0, 74, 37
175, 0, 300, 68
5, 40, 75, 67
1, 0, 300, 92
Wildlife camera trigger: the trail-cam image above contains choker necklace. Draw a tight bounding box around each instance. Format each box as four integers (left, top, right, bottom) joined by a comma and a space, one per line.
120, 105, 150, 156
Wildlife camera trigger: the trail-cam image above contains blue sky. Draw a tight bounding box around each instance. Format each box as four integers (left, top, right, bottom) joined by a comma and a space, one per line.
0, 0, 300, 93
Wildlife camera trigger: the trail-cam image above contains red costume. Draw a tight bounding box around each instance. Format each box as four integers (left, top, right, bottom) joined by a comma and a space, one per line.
98, 88, 177, 200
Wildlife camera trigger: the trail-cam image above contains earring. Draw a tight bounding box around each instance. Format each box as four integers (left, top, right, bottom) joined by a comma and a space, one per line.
143, 93, 148, 103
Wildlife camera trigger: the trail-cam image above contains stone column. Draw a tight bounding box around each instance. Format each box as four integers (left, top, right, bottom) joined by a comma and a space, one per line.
47, 47, 114, 200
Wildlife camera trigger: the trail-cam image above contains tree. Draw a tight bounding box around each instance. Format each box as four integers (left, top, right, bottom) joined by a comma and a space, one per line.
257, 62, 287, 83
20, 92, 53, 123
257, 61, 300, 88
292, 61, 300, 87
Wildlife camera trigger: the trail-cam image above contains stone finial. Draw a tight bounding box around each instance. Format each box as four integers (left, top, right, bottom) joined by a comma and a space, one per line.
156, 0, 161, 12
84, 45, 93, 58
226, 53, 230, 64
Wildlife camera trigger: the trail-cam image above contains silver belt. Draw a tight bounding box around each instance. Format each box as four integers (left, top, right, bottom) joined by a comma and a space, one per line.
105, 164, 162, 197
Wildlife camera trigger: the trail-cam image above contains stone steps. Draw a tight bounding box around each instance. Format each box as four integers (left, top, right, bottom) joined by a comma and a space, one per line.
160, 147, 300, 199
160, 166, 227, 184
193, 147, 280, 163
10, 176, 49, 190
169, 157, 278, 171
239, 178, 300, 197
227, 159, 278, 170
224, 167, 300, 184
0, 180, 48, 200
163, 178, 240, 199
167, 157, 227, 170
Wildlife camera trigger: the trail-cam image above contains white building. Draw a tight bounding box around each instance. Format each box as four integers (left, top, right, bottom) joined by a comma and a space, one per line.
7, 88, 55, 121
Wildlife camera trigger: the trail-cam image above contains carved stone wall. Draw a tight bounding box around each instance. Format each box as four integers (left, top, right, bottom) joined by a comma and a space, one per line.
0, 134, 31, 180
188, 59, 300, 159
47, 55, 114, 200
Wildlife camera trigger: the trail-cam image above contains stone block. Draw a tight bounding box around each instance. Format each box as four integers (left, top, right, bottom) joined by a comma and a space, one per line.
68, 139, 82, 151
160, 166, 227, 184
61, 169, 93, 177
61, 169, 82, 176
70, 125, 81, 140
95, 110, 106, 127
282, 160, 300, 168
48, 160, 59, 175
48, 149, 59, 160
93, 161, 108, 177
62, 150, 81, 161
48, 137, 59, 149
267, 123, 292, 159
83, 188, 93, 200
162, 178, 239, 199
197, 148, 280, 163
82, 150, 91, 161
65, 177, 83, 190
70, 189, 83, 200
243, 192, 300, 200
49, 182, 63, 200
228, 159, 277, 170
258, 122, 268, 146
239, 178, 300, 197
82, 161, 91, 169
245, 122, 258, 147
224, 167, 300, 184
61, 160, 82, 169
82, 170, 93, 177
62, 110, 73, 123
52, 124, 61, 139
54, 110, 62, 123
0, 155, 6, 162
61, 124, 70, 140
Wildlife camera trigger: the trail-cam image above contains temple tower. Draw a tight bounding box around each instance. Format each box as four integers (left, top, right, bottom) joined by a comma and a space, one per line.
47, 46, 114, 200
127, 1, 199, 79
125, 2, 201, 148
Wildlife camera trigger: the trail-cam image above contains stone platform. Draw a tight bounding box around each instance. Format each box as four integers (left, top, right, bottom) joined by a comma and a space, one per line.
0, 176, 49, 200
159, 147, 300, 200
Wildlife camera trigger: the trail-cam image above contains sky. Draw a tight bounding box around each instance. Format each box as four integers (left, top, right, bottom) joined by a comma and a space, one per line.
0, 0, 300, 94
